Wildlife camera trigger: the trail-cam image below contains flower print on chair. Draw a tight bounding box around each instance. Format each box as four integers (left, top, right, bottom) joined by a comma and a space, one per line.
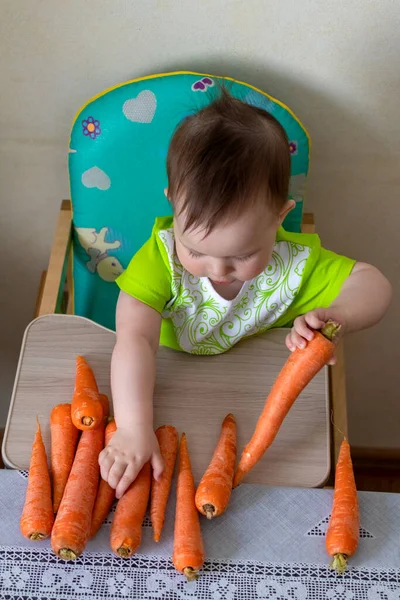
192, 77, 214, 92
82, 116, 101, 139
289, 141, 298, 155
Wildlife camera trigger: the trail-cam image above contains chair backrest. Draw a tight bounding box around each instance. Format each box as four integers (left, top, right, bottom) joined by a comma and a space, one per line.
69, 71, 310, 330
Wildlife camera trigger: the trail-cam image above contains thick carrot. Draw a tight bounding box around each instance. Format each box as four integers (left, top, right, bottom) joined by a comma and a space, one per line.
50, 403, 79, 513
90, 419, 117, 538
326, 439, 359, 573
195, 413, 236, 519
233, 321, 340, 487
99, 393, 110, 420
71, 356, 103, 430
173, 433, 204, 582
20, 420, 54, 540
51, 424, 105, 560
110, 462, 151, 557
150, 425, 179, 542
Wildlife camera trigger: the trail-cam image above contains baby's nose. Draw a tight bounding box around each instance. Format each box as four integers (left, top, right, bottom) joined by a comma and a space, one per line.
211, 261, 233, 276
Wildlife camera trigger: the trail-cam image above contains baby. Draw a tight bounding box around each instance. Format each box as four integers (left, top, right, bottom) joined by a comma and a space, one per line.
99, 90, 391, 498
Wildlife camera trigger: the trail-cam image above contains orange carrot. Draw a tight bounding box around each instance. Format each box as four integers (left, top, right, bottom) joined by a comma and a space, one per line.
326, 439, 359, 573
195, 413, 236, 519
20, 420, 54, 540
173, 433, 205, 581
90, 419, 117, 538
99, 393, 110, 420
51, 424, 105, 560
150, 425, 179, 542
50, 403, 79, 513
233, 321, 340, 487
110, 462, 151, 557
71, 356, 103, 430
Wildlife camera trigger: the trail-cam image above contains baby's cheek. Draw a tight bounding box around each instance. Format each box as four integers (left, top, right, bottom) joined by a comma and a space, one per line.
238, 257, 268, 281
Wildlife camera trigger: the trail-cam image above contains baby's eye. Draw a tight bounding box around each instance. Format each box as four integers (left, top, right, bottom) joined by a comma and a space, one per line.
188, 250, 202, 259
236, 253, 254, 262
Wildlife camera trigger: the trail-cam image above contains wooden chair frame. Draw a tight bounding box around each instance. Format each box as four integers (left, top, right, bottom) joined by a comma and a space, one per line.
36, 200, 347, 482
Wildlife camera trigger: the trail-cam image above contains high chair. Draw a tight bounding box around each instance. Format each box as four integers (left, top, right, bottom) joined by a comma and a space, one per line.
3, 72, 347, 484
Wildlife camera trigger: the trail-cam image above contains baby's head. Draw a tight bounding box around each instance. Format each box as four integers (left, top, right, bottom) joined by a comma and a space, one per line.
166, 89, 294, 285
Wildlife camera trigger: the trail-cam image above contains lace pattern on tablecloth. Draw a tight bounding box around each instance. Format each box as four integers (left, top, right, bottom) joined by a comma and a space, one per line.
1, 547, 400, 600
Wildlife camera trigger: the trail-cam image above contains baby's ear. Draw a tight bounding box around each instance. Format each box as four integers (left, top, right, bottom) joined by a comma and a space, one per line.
278, 199, 295, 225
164, 188, 169, 199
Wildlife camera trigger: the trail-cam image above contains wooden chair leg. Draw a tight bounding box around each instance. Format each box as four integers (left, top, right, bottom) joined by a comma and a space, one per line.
36, 200, 72, 316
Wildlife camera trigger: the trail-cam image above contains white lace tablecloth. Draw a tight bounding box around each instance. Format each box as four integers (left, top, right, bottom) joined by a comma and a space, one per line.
1, 470, 400, 599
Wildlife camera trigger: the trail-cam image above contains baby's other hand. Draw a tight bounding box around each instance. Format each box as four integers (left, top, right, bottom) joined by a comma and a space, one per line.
99, 425, 164, 499
285, 308, 346, 366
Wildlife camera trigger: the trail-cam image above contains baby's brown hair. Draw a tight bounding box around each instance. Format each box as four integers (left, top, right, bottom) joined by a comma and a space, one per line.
167, 88, 291, 233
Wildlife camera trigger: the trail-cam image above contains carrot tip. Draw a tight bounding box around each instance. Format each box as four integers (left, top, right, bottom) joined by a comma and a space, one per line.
183, 567, 199, 582
153, 534, 160, 543
203, 504, 215, 520
117, 546, 132, 558
29, 532, 47, 541
321, 320, 342, 342
59, 548, 77, 561
330, 553, 348, 574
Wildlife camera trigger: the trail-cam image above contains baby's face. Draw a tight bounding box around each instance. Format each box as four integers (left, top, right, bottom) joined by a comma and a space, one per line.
174, 202, 290, 285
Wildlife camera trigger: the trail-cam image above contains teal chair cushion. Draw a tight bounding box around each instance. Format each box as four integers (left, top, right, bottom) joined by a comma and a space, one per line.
69, 72, 310, 330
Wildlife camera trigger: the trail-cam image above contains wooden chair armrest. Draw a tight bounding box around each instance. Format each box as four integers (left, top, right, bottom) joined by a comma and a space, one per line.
301, 213, 315, 234
36, 200, 72, 317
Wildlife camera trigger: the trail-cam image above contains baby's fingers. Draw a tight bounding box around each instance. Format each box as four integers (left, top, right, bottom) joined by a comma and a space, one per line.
99, 448, 114, 481
115, 462, 143, 499
293, 316, 314, 342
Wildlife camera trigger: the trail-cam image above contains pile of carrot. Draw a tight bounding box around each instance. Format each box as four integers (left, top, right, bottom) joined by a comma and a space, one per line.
21, 323, 360, 575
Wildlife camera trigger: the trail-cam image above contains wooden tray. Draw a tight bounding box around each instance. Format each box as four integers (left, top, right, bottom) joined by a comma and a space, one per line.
2, 314, 330, 487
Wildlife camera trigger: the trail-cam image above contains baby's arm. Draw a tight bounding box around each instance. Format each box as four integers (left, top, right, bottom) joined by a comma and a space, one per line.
286, 262, 392, 360
99, 291, 163, 498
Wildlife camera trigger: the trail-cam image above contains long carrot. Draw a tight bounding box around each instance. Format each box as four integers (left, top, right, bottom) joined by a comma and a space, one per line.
90, 419, 117, 538
150, 425, 179, 542
50, 403, 79, 513
110, 462, 151, 557
173, 433, 204, 582
326, 439, 359, 573
195, 413, 236, 519
99, 393, 110, 420
233, 321, 340, 487
71, 356, 103, 430
51, 424, 105, 560
20, 420, 54, 540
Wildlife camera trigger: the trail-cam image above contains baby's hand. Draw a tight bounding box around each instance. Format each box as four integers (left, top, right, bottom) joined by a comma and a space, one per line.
285, 308, 346, 366
99, 424, 164, 499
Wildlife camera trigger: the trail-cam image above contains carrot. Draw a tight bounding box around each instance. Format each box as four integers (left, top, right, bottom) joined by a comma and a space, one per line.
99, 393, 110, 420
195, 413, 236, 519
233, 321, 340, 487
50, 403, 79, 513
172, 433, 205, 582
110, 462, 151, 557
150, 425, 179, 542
90, 419, 117, 538
326, 439, 359, 573
51, 424, 105, 560
71, 356, 103, 430
20, 420, 54, 540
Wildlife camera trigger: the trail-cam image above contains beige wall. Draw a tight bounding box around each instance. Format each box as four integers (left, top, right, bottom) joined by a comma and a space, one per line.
1, 0, 399, 446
